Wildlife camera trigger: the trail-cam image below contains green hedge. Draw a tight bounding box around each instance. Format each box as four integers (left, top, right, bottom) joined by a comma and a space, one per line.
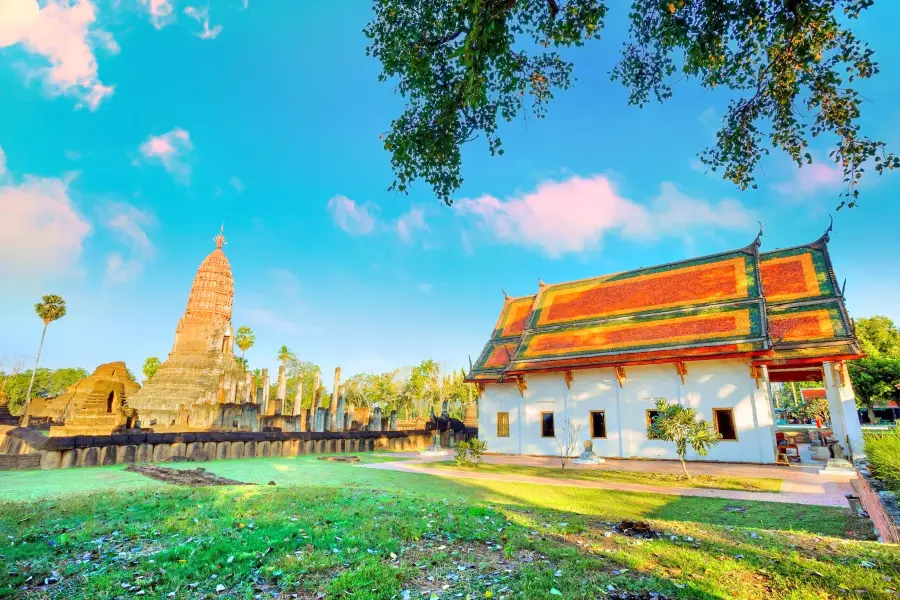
864, 427, 900, 493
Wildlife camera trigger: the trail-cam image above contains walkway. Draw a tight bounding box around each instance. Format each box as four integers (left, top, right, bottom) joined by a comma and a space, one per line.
362, 453, 855, 508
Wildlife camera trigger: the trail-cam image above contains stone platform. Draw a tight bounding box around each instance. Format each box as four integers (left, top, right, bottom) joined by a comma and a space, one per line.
0, 426, 435, 470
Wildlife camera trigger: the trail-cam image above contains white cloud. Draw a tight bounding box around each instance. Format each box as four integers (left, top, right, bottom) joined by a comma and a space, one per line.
103, 202, 155, 283
0, 169, 91, 277
141, 0, 175, 29
228, 176, 244, 193
137, 128, 193, 183
455, 175, 754, 258
269, 268, 301, 299
0, 0, 117, 109
773, 162, 843, 197
396, 206, 429, 242
183, 5, 222, 39
0, 146, 6, 177
327, 195, 378, 235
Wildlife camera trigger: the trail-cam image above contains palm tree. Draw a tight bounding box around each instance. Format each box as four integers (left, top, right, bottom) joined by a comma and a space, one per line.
277, 345, 295, 369
234, 356, 249, 371
235, 326, 255, 361
24, 295, 66, 409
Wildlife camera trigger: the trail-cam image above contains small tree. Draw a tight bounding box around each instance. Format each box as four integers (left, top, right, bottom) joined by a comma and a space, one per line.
24, 294, 67, 410
235, 326, 255, 361
142, 357, 161, 381
276, 345, 295, 369
649, 399, 720, 480
554, 418, 582, 469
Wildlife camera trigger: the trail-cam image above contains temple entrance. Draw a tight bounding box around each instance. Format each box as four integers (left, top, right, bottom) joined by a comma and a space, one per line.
106, 391, 115, 413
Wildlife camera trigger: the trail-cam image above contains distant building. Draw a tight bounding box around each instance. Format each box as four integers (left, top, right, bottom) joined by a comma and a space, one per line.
466, 229, 866, 463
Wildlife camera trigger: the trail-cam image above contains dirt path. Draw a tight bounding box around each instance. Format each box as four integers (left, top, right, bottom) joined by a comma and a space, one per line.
361, 457, 853, 508
125, 465, 253, 487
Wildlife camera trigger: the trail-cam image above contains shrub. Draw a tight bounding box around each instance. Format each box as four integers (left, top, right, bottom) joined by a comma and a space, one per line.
454, 438, 487, 467
864, 426, 900, 493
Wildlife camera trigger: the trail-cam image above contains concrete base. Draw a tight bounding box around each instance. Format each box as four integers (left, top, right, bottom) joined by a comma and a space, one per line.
573, 456, 606, 465
811, 446, 831, 461
819, 458, 856, 475
420, 449, 452, 457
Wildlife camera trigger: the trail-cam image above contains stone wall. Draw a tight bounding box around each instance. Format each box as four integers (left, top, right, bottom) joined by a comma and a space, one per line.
0, 454, 42, 470
852, 461, 900, 544
0, 426, 436, 471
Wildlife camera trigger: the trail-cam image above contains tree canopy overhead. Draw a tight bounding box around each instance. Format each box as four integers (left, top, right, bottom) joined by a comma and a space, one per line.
365, 0, 898, 207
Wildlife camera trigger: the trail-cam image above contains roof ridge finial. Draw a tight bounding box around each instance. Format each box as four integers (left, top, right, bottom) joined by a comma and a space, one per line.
752, 221, 763, 250
214, 222, 227, 249
502, 288, 510, 300
822, 214, 834, 243
538, 278, 547, 288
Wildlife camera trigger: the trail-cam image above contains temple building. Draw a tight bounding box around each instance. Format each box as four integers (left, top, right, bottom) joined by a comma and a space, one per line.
466, 227, 865, 464
127, 226, 259, 431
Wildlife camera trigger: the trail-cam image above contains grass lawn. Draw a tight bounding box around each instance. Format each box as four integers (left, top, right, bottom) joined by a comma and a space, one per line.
426, 461, 785, 493
1, 454, 897, 599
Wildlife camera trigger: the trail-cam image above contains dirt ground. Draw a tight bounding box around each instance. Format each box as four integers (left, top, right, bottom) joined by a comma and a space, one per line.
123, 465, 253, 486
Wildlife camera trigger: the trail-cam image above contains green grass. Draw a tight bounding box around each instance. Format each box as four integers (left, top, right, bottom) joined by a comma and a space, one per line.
1, 454, 896, 599
426, 461, 784, 492
865, 428, 900, 493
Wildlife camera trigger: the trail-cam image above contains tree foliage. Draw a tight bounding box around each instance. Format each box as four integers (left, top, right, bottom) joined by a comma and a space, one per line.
649, 398, 720, 479
142, 357, 162, 381
366, 0, 898, 207
235, 326, 255, 358
855, 316, 900, 359
1, 367, 88, 415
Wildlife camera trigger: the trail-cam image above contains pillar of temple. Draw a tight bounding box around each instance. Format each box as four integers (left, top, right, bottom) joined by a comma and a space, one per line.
343, 412, 351, 431
315, 407, 326, 432
261, 368, 270, 415
334, 393, 345, 432
243, 372, 253, 404
292, 382, 303, 417
371, 406, 382, 432
329, 367, 341, 430
823, 361, 866, 460
389, 410, 397, 431
275, 365, 287, 415
300, 408, 309, 432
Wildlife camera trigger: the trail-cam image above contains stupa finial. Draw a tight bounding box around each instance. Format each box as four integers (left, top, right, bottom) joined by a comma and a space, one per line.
214, 223, 227, 249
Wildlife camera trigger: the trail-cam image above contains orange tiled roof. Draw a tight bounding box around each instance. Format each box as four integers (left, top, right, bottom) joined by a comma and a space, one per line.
466, 230, 860, 382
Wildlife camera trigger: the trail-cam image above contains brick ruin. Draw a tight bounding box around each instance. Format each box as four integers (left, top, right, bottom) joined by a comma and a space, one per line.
10, 226, 479, 440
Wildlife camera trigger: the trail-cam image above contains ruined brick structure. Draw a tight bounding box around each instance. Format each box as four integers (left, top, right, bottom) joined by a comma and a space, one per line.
127, 226, 258, 431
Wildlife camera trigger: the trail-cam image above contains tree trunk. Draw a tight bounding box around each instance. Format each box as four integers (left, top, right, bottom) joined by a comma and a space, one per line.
867, 405, 877, 424
24, 323, 48, 413
680, 456, 691, 480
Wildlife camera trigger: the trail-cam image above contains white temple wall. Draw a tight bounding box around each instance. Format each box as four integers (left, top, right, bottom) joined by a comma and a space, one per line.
478, 358, 777, 463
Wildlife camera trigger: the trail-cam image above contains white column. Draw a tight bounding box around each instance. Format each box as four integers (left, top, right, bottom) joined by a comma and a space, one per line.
751, 366, 777, 464
822, 361, 865, 460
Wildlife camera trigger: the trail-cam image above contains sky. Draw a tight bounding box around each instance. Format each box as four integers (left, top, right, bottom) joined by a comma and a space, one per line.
1, 0, 899, 383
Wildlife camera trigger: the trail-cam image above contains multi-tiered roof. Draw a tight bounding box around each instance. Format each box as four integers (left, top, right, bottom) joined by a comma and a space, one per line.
466, 226, 861, 385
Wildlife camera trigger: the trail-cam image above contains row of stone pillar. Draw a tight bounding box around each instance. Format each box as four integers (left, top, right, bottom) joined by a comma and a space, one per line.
262, 366, 400, 433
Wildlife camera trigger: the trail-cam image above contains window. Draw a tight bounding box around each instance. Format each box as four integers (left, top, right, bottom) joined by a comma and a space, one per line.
590, 411, 607, 439
646, 409, 661, 440
497, 412, 510, 437
540, 412, 555, 438
713, 408, 738, 441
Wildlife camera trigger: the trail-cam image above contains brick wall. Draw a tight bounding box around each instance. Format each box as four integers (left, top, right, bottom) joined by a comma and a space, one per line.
0, 454, 42, 471
852, 467, 900, 544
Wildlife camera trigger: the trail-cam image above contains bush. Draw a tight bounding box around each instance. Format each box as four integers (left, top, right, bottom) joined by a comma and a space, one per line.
454, 438, 487, 467
864, 426, 900, 493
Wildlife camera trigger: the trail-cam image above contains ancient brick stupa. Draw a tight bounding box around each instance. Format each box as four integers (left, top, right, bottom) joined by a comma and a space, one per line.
127, 226, 254, 430
48, 362, 140, 436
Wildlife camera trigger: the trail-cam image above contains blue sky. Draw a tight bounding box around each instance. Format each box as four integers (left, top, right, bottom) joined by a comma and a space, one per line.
1, 0, 898, 382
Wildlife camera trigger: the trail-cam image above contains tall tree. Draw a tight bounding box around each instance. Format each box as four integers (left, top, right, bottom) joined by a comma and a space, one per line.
855, 316, 900, 359
24, 294, 66, 410
142, 357, 162, 381
366, 0, 898, 208
235, 326, 255, 361
276, 345, 295, 369
848, 358, 900, 422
